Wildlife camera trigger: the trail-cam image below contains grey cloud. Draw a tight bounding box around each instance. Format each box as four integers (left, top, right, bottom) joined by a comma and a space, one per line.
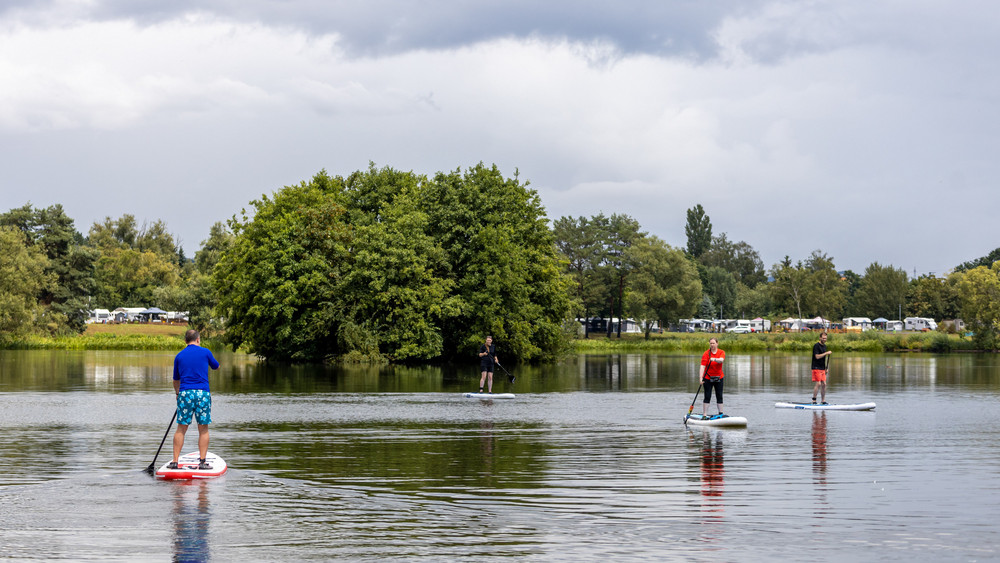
7, 0, 770, 59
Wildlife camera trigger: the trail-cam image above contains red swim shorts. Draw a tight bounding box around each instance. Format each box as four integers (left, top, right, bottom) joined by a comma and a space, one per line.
811, 369, 827, 382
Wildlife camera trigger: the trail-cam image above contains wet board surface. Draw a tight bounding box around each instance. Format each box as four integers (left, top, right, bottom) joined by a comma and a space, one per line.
684, 413, 748, 427
155, 451, 228, 480
463, 393, 515, 399
775, 402, 876, 411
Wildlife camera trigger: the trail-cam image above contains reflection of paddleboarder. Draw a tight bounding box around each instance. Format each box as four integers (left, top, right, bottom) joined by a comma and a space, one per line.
812, 411, 828, 482
701, 431, 725, 499
172, 481, 212, 562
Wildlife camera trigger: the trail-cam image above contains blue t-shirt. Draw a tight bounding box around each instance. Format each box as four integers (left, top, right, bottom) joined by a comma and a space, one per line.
173, 344, 220, 391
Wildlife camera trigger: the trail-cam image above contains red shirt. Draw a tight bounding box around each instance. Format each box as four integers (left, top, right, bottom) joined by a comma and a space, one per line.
701, 348, 725, 380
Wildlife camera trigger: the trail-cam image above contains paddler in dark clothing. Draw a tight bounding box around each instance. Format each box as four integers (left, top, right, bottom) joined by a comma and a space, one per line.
478, 335, 499, 394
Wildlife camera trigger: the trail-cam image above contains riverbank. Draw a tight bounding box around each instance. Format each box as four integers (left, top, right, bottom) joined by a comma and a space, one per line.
0, 324, 224, 351
571, 330, 978, 353
0, 324, 979, 355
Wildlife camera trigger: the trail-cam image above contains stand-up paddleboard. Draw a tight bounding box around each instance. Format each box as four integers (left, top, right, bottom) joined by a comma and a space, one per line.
775, 402, 876, 411
684, 413, 748, 427
464, 392, 515, 399
155, 451, 228, 480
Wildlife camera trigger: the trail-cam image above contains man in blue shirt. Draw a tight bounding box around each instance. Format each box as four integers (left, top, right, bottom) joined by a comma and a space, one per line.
169, 329, 220, 470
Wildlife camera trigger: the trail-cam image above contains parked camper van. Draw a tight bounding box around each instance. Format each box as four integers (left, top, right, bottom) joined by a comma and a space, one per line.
885, 320, 903, 332
904, 317, 938, 331
725, 319, 753, 333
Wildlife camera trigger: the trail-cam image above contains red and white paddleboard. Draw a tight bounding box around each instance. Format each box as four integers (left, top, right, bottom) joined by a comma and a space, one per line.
155, 451, 228, 480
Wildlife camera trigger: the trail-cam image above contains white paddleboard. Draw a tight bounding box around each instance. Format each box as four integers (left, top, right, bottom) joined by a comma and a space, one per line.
684, 414, 748, 427
464, 392, 515, 399
775, 402, 876, 411
155, 451, 228, 480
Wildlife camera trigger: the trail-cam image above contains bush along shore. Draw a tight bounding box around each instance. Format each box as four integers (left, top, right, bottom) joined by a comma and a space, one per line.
572, 331, 981, 354
0, 331, 228, 352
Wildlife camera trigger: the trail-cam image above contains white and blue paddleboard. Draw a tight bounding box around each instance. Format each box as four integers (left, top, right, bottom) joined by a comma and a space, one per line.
775, 402, 876, 411
155, 451, 228, 480
464, 392, 515, 399
684, 413, 748, 427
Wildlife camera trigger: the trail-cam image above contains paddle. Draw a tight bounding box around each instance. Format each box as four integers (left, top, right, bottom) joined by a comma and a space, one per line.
684, 381, 704, 425
492, 359, 515, 383
143, 409, 177, 476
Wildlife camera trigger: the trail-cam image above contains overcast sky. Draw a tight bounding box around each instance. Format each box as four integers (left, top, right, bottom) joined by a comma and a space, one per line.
2, 1, 997, 276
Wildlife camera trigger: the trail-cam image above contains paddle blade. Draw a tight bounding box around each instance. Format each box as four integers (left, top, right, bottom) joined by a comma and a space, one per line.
508, 374, 515, 383
143, 464, 155, 476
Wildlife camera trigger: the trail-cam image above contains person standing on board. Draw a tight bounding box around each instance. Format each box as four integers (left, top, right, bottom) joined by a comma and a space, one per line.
811, 332, 832, 404
478, 335, 499, 394
169, 329, 220, 470
699, 337, 725, 417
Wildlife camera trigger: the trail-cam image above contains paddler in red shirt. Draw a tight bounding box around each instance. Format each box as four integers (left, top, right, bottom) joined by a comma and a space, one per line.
699, 337, 726, 418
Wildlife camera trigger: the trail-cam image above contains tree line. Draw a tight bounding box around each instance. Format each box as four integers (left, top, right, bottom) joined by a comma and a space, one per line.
3, 163, 1000, 358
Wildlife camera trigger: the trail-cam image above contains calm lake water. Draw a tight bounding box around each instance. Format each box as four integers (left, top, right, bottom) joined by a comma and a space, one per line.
1, 349, 999, 562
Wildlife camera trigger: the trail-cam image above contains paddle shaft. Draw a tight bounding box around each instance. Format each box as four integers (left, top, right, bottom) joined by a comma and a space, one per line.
684, 381, 704, 424
144, 409, 177, 475
487, 350, 515, 383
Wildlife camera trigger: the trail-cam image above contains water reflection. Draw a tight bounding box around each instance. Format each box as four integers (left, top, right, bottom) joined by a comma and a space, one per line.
3, 349, 999, 395
171, 480, 212, 563
812, 411, 828, 488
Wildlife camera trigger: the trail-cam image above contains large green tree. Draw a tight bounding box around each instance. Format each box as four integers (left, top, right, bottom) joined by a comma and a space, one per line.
553, 214, 608, 336
0, 203, 96, 333
854, 262, 908, 319
420, 164, 573, 359
699, 232, 766, 288
684, 204, 712, 259
908, 273, 961, 321
214, 174, 354, 361
0, 227, 53, 336
803, 251, 847, 320
958, 263, 1000, 349
216, 164, 573, 363
770, 256, 807, 320
623, 236, 701, 337
602, 214, 644, 337
700, 265, 738, 319
88, 215, 181, 308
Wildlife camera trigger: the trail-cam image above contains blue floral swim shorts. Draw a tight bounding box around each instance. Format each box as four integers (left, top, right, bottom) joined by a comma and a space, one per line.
176, 389, 212, 425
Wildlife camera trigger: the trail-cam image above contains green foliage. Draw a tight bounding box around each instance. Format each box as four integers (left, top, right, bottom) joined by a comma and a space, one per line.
0, 227, 53, 336
422, 164, 573, 360
955, 247, 1000, 272
769, 251, 846, 320
685, 204, 712, 259
624, 236, 701, 337
958, 263, 1000, 350
215, 164, 574, 363
0, 203, 95, 334
733, 282, 772, 319
701, 265, 738, 318
214, 173, 352, 361
553, 214, 607, 321
854, 262, 908, 319
908, 273, 961, 320
700, 232, 766, 288
88, 214, 181, 308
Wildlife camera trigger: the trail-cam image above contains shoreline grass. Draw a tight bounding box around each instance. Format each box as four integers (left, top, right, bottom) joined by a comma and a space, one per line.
0, 323, 228, 352
571, 331, 979, 354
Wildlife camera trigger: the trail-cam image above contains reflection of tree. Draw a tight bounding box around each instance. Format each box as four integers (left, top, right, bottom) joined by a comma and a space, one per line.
812, 412, 828, 487
172, 481, 212, 563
